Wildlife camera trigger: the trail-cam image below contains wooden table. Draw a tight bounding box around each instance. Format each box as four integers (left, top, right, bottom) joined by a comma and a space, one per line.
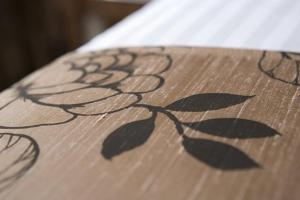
0, 47, 299, 200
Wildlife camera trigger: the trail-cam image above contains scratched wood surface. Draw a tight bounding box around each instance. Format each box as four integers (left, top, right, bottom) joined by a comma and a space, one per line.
0, 47, 299, 200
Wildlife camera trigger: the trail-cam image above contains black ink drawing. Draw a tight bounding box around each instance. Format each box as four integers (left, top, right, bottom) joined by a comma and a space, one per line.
0, 133, 39, 192
258, 51, 300, 86
101, 94, 279, 170
0, 47, 171, 129
0, 46, 281, 191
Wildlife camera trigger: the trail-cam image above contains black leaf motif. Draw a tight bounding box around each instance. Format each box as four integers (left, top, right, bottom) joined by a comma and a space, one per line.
184, 118, 279, 139
182, 137, 260, 170
165, 93, 254, 112
101, 115, 156, 159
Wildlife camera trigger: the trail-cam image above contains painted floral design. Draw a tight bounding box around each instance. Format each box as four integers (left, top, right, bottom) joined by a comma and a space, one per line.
0, 46, 282, 193
258, 51, 300, 86
0, 48, 171, 128
0, 133, 39, 192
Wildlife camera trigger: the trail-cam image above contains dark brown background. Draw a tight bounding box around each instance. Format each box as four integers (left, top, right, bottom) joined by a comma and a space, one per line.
0, 0, 145, 91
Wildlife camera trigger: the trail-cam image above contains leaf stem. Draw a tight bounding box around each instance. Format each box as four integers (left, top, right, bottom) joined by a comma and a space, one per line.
134, 104, 184, 135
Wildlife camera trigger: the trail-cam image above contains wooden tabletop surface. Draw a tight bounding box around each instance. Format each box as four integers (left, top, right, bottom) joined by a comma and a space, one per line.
0, 47, 299, 200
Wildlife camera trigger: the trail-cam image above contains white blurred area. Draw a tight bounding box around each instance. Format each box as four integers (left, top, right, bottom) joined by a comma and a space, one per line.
79, 0, 300, 53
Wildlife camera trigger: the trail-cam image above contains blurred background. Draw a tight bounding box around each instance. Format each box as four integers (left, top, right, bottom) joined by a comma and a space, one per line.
0, 0, 147, 91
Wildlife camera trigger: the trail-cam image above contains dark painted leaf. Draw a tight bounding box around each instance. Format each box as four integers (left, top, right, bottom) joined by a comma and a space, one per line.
165, 93, 254, 112
184, 118, 279, 139
101, 116, 156, 159
182, 137, 260, 170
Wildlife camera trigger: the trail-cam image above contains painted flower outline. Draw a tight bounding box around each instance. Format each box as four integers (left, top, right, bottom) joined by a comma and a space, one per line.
0, 48, 172, 129
259, 51, 300, 86
0, 133, 39, 192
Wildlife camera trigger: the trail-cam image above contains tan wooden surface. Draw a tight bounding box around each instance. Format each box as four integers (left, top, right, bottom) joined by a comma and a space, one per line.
0, 47, 299, 200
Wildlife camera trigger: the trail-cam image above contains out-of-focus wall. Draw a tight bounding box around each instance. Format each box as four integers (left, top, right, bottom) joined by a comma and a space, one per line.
0, 0, 85, 91
0, 0, 145, 91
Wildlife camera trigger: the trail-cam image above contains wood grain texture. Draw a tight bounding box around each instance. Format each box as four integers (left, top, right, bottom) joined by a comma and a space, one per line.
0, 47, 299, 200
